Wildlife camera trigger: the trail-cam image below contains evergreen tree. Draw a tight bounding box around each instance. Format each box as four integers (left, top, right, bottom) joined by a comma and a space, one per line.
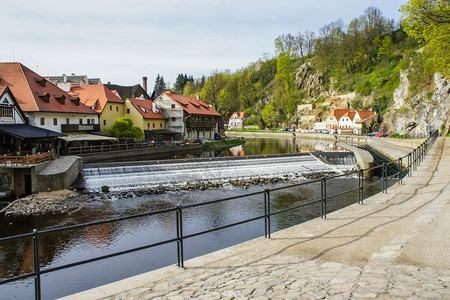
154, 74, 166, 90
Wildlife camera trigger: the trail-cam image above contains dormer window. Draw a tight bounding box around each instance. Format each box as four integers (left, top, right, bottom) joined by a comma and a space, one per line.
34, 78, 46, 87
70, 97, 80, 106
38, 93, 50, 103
55, 94, 66, 105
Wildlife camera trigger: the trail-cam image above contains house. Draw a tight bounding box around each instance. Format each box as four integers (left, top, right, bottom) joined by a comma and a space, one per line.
154, 91, 222, 140
70, 84, 125, 131
125, 98, 168, 140
228, 112, 247, 129
353, 111, 378, 135
0, 63, 99, 134
324, 108, 377, 135
0, 86, 64, 155
46, 74, 101, 92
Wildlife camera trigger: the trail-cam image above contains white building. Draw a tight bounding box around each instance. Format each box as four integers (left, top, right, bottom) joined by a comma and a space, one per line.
228, 112, 246, 129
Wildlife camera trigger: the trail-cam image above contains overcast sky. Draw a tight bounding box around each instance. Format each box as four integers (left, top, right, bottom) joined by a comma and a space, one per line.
1, 0, 405, 89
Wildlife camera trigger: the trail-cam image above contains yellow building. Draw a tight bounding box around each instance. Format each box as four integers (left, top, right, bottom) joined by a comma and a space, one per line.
70, 85, 125, 131
125, 98, 166, 133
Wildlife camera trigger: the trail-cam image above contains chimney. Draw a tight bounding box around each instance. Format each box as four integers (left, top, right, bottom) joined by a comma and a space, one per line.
143, 76, 148, 93
196, 94, 200, 100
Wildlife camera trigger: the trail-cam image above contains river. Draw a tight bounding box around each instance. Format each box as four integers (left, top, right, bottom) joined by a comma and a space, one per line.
0, 137, 384, 299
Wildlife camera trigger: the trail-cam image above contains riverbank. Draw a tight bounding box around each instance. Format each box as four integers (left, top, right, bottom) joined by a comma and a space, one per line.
63, 137, 449, 300
0, 190, 80, 218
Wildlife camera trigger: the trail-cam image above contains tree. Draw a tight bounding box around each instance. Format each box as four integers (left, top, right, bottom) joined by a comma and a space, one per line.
200, 71, 227, 110
105, 117, 143, 142
275, 53, 296, 93
400, 0, 450, 75
154, 74, 166, 90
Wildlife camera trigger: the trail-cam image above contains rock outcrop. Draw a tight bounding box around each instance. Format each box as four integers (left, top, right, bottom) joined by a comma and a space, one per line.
382, 72, 450, 136
295, 61, 325, 99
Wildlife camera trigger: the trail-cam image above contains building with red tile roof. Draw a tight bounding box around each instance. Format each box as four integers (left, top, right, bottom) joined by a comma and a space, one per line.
126, 98, 166, 133
154, 91, 223, 140
0, 62, 98, 133
70, 84, 125, 130
228, 112, 247, 129
324, 108, 377, 134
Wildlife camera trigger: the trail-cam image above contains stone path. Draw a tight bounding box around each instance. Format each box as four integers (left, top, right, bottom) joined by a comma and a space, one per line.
61, 138, 450, 300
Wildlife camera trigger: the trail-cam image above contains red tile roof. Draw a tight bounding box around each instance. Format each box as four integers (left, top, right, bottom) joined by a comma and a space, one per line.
70, 84, 124, 113
0, 62, 97, 115
129, 98, 166, 119
356, 111, 377, 123
159, 91, 221, 117
230, 112, 246, 119
341, 111, 357, 121
328, 109, 352, 120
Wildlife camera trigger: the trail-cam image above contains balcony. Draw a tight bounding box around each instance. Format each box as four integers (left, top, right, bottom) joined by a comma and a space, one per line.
61, 124, 100, 133
186, 121, 217, 128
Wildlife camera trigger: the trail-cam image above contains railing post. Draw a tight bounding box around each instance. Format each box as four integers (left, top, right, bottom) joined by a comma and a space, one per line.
264, 191, 267, 238
32, 229, 41, 300
398, 158, 402, 185
408, 153, 412, 177
321, 177, 327, 219
382, 162, 387, 193
265, 189, 271, 238
176, 205, 184, 268
358, 169, 362, 204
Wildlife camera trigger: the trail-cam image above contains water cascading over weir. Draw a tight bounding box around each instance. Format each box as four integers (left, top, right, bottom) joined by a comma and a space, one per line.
82, 152, 357, 192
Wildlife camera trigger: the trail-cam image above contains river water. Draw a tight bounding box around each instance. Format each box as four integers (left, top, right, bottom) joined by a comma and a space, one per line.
0, 137, 384, 299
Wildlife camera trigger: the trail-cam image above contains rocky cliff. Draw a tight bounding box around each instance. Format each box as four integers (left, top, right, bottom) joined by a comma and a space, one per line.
381, 72, 450, 136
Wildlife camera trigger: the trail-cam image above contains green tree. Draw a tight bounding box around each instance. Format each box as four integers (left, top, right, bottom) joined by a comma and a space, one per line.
154, 74, 166, 90
377, 36, 395, 62
106, 117, 143, 142
400, 0, 450, 76
275, 53, 296, 93
200, 71, 227, 110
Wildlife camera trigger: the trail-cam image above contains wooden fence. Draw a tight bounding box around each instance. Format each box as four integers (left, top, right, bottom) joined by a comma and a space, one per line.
0, 152, 54, 167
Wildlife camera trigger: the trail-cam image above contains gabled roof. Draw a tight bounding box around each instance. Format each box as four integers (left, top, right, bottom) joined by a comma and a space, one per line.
128, 98, 166, 119
158, 91, 221, 117
340, 111, 357, 121
105, 83, 151, 100
70, 84, 124, 113
0, 63, 97, 114
328, 109, 353, 120
356, 111, 377, 123
230, 112, 246, 119
0, 86, 27, 123
46, 74, 88, 85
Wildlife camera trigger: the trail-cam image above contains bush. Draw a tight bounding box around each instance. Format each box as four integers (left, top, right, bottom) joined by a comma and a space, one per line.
101, 185, 110, 193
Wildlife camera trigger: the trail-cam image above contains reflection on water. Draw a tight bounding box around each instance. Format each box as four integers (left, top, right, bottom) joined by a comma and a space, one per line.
206, 137, 340, 158
0, 176, 387, 299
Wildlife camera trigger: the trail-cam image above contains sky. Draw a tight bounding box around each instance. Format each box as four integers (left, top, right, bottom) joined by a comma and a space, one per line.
1, 0, 406, 89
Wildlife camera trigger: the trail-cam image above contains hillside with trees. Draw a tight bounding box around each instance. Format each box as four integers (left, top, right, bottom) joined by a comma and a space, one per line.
170, 1, 449, 136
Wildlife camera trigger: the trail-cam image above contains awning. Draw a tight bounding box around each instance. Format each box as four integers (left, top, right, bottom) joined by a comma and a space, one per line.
58, 133, 116, 142
0, 124, 65, 139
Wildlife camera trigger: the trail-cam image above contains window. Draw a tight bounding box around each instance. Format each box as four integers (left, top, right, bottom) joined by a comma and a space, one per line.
127, 108, 130, 114
79, 119, 83, 125
87, 119, 91, 125
91, 119, 95, 124
40, 118, 45, 125
110, 105, 112, 111
147, 123, 150, 128
53, 118, 57, 125
171, 104, 175, 109
160, 123, 163, 128
171, 117, 176, 122
152, 123, 155, 128
103, 120, 106, 126
66, 118, 69, 124
116, 106, 118, 112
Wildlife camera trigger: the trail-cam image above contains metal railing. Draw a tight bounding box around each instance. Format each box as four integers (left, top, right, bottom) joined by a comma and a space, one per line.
0, 131, 439, 300
0, 152, 54, 167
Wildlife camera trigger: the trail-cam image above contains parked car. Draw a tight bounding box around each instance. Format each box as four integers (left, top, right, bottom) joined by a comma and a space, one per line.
368, 132, 387, 137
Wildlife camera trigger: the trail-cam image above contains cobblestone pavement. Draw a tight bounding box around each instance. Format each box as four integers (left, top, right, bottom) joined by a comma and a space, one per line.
62, 138, 450, 300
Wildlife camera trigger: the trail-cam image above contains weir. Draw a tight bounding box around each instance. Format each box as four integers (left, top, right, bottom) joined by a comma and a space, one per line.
82, 152, 357, 191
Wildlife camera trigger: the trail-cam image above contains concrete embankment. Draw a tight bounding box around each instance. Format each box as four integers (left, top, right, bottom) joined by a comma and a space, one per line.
61, 138, 449, 299
337, 142, 373, 177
